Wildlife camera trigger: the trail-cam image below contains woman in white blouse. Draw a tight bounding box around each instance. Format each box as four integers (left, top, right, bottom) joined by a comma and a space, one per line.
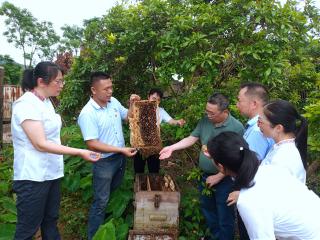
258, 100, 308, 183
207, 132, 320, 240
11, 61, 100, 239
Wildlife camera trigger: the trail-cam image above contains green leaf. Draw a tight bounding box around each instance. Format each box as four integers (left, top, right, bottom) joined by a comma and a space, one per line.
0, 182, 9, 194
116, 222, 129, 240
68, 172, 81, 192
0, 213, 17, 223
107, 192, 131, 218
93, 219, 116, 240
0, 197, 16, 215
0, 224, 15, 240
265, 68, 272, 77
79, 174, 92, 189
252, 53, 261, 60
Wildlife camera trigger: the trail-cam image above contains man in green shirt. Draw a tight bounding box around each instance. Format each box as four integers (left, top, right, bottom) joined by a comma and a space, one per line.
160, 93, 244, 240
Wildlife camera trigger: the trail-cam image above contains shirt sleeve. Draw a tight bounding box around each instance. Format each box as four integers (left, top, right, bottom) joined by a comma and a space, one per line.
191, 119, 202, 138
114, 98, 128, 120
238, 198, 275, 240
77, 112, 99, 141
13, 100, 42, 124
159, 108, 172, 123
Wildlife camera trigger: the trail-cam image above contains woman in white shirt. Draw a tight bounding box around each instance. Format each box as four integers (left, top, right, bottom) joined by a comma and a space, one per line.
258, 100, 307, 183
11, 61, 100, 239
207, 131, 320, 240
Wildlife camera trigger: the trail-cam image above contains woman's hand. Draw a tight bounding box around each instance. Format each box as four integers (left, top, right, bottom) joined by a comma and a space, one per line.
227, 191, 240, 206
205, 173, 224, 188
79, 149, 101, 162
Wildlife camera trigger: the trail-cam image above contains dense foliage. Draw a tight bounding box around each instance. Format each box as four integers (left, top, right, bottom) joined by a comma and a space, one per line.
0, 54, 22, 85
1, 0, 320, 239
0, 146, 16, 239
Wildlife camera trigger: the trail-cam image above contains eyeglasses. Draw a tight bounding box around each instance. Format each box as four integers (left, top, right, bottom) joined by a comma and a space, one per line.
53, 79, 65, 85
205, 110, 221, 117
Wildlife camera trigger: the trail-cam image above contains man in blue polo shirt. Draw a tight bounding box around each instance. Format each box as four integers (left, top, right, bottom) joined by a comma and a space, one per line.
78, 72, 139, 239
234, 82, 274, 240
237, 82, 274, 161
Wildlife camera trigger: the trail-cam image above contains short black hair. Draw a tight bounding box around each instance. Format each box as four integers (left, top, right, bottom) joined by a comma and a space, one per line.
240, 82, 269, 105
207, 93, 229, 111
90, 72, 111, 86
148, 88, 163, 99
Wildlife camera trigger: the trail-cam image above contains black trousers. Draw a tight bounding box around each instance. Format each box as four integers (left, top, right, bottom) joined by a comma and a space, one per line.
133, 152, 160, 174
13, 179, 61, 240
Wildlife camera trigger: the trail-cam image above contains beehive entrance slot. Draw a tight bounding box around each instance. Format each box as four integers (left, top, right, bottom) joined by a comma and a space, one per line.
149, 175, 162, 191
139, 175, 162, 191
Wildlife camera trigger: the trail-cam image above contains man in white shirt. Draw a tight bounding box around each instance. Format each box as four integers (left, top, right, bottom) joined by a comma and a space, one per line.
133, 88, 185, 173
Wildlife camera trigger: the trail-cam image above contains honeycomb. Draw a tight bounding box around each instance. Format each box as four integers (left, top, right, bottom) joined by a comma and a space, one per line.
129, 100, 162, 157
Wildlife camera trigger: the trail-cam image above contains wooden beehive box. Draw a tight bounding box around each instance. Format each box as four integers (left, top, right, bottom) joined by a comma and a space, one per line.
129, 100, 162, 157
128, 229, 178, 240
133, 174, 180, 231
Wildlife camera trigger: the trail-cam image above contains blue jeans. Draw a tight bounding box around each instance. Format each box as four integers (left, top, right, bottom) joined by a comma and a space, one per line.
88, 154, 126, 239
198, 174, 235, 240
13, 179, 61, 240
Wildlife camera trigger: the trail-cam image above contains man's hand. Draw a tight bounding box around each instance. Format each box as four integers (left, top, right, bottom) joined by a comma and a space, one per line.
121, 147, 138, 157
206, 172, 225, 188
227, 191, 240, 206
177, 119, 186, 127
129, 94, 141, 103
159, 146, 174, 159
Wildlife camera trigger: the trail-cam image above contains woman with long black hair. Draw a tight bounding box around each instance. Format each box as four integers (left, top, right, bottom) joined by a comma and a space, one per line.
207, 131, 320, 240
258, 99, 308, 183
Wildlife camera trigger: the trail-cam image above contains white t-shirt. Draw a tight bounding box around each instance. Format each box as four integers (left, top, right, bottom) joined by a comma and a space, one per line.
11, 92, 63, 181
157, 107, 172, 125
261, 139, 306, 183
237, 165, 320, 240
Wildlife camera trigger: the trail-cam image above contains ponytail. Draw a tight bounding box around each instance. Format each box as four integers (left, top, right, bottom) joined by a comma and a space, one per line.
207, 131, 260, 190
21, 69, 36, 92
233, 147, 259, 190
295, 115, 308, 170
